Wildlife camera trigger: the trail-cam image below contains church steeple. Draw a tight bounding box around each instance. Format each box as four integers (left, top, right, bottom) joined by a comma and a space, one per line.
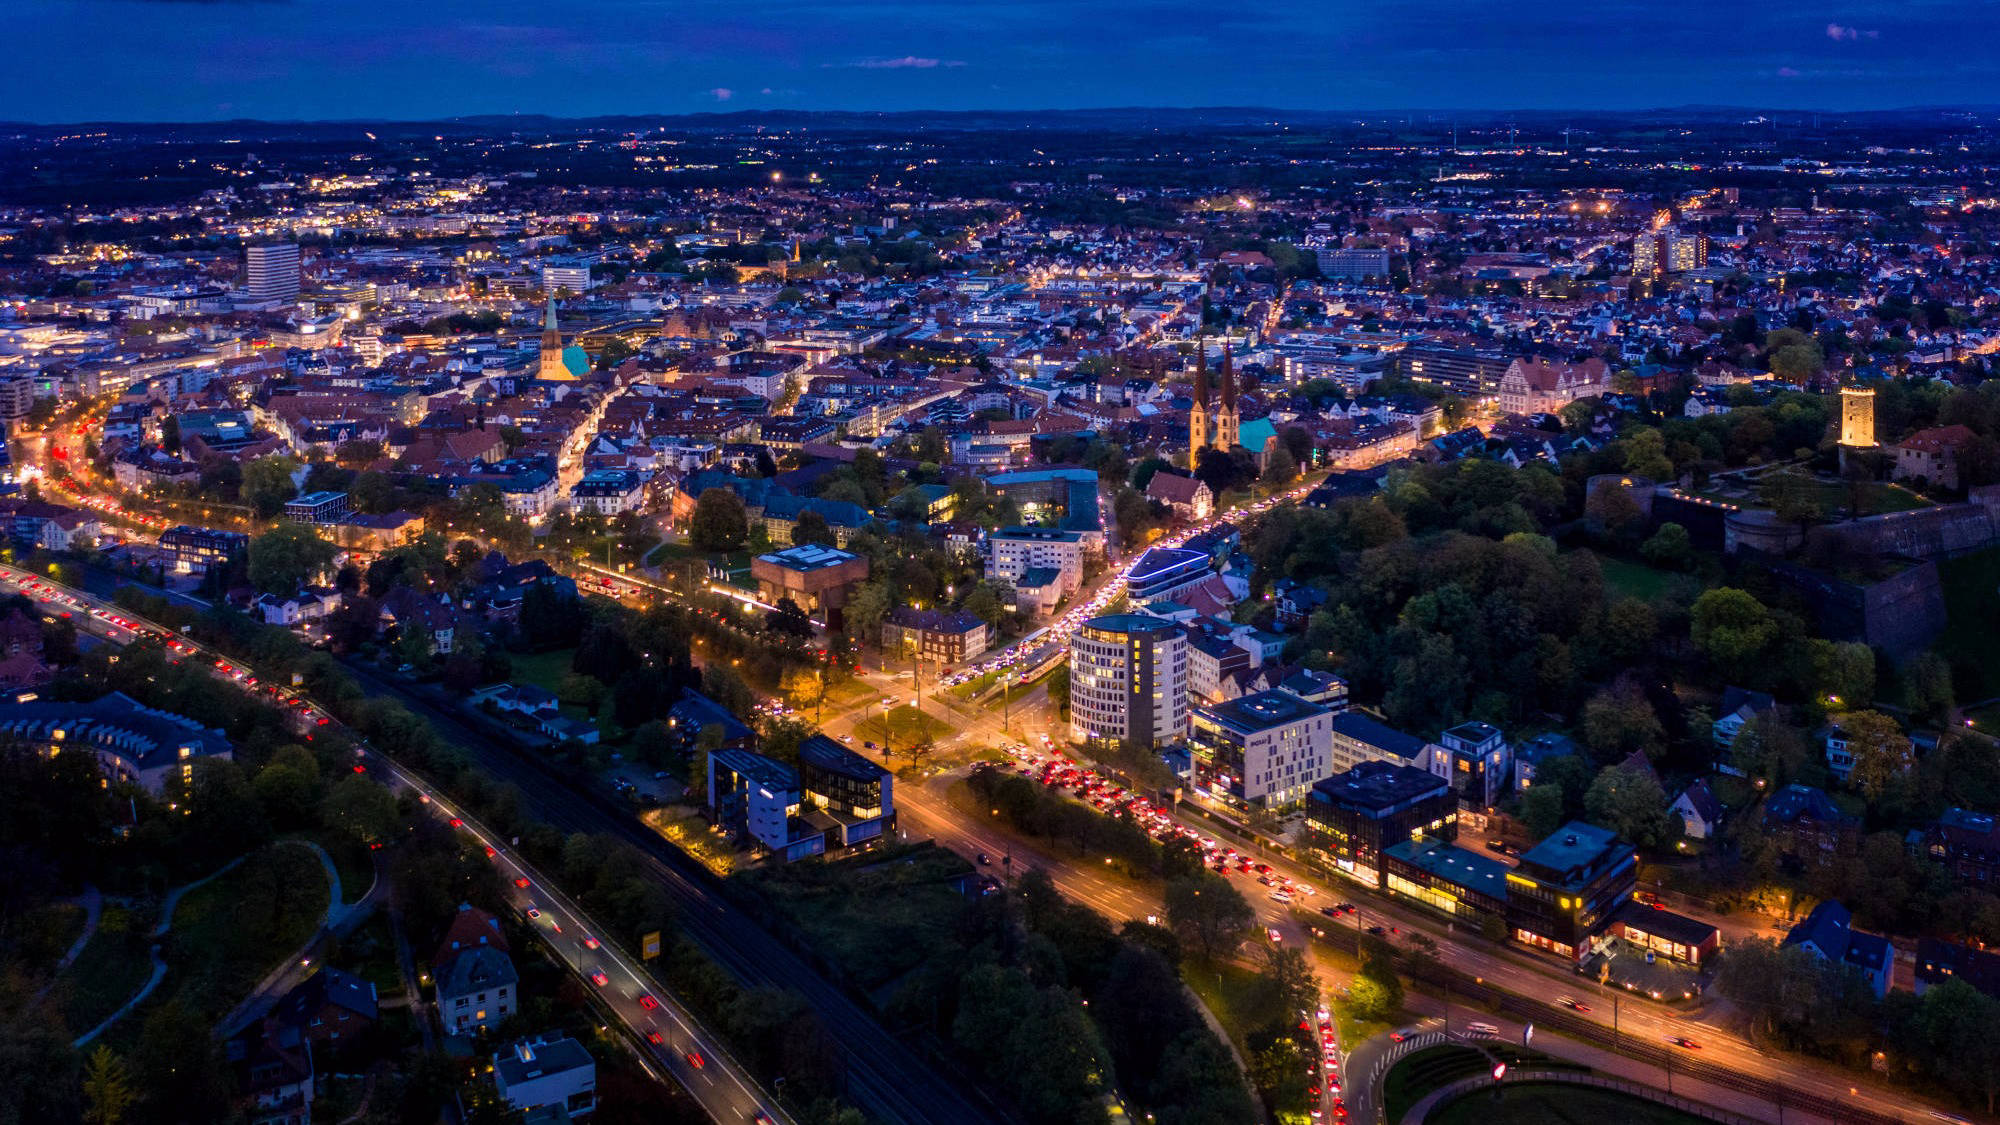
539, 293, 574, 381
1188, 338, 1209, 461
1215, 344, 1240, 452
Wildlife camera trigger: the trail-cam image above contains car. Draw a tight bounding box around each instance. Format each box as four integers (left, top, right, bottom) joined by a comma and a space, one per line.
1667, 1036, 1701, 1049
685, 1050, 705, 1069
583, 935, 601, 950
590, 970, 609, 987
647, 1028, 665, 1046
753, 1114, 776, 1125
1557, 996, 1591, 1012
1267, 927, 1283, 943
976, 852, 990, 865
351, 763, 367, 773
525, 907, 541, 921
514, 877, 531, 889
484, 846, 497, 859
1270, 890, 1294, 904
638, 994, 659, 1010
1388, 1026, 1417, 1042
863, 741, 877, 750
450, 817, 463, 828
1466, 1022, 1500, 1039
1366, 925, 1387, 936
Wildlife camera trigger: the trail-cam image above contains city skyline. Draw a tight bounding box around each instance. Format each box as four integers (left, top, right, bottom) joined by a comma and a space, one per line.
13, 0, 1995, 122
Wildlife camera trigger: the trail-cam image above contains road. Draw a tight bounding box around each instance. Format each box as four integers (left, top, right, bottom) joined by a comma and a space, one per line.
0, 563, 790, 1125
337, 658, 1008, 1125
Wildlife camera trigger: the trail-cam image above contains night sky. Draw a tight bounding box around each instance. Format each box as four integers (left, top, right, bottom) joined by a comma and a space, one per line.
12, 1, 1993, 123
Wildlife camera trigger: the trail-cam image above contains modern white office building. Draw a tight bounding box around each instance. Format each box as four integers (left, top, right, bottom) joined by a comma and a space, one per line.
1069, 613, 1188, 748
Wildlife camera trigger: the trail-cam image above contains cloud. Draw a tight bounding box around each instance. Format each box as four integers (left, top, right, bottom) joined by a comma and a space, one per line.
1825, 22, 1879, 40
707, 87, 733, 101
1777, 65, 1803, 77
840, 56, 966, 69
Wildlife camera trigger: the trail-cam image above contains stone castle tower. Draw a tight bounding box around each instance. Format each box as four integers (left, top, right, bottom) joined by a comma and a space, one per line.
1840, 384, 1877, 448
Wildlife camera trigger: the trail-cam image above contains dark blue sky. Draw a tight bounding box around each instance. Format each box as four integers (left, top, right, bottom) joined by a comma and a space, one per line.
13, 1, 1992, 122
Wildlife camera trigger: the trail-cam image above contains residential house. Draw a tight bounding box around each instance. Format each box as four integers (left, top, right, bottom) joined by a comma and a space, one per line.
1915, 937, 2000, 998
1762, 783, 1859, 864
1670, 779, 1724, 840
1911, 807, 2000, 886
267, 966, 379, 1048
1890, 424, 1975, 490
1146, 470, 1214, 522
1783, 901, 1892, 997
434, 904, 516, 1036
493, 1035, 597, 1119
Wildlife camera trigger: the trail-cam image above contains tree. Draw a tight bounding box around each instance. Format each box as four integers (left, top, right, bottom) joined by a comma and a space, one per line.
961, 583, 1005, 627
1519, 782, 1566, 840
1640, 522, 1693, 570
1260, 444, 1298, 486
1807, 640, 1875, 709
247, 522, 338, 594
1581, 678, 1665, 760
1691, 587, 1778, 683
254, 745, 322, 828
1350, 952, 1404, 1021
1838, 710, 1912, 801
689, 488, 749, 552
321, 774, 400, 846
844, 581, 892, 644
792, 509, 837, 548
1583, 763, 1675, 848
241, 454, 302, 519
1045, 664, 1071, 717
1164, 871, 1253, 960
1902, 651, 1956, 724
82, 1046, 135, 1125
1757, 472, 1823, 540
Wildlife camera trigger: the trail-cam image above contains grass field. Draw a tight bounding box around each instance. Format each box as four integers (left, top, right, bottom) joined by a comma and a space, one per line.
151, 842, 330, 1027
1186, 960, 1273, 1054
1426, 1082, 1714, 1125
1701, 472, 1931, 518
508, 649, 576, 693
1600, 557, 1679, 601
852, 705, 953, 749
1382, 1044, 1587, 1123
57, 904, 156, 1037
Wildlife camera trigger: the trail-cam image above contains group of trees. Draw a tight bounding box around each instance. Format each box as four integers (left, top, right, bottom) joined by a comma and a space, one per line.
1718, 938, 2000, 1114
886, 861, 1258, 1125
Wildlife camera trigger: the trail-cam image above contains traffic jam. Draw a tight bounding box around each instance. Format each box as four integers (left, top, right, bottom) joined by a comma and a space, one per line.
1008, 737, 1320, 902
1308, 1004, 1346, 1121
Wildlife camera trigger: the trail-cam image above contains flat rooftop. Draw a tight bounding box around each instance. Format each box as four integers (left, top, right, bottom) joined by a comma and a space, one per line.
1384, 839, 1510, 901
755, 543, 862, 571
1201, 689, 1330, 733
1311, 760, 1448, 813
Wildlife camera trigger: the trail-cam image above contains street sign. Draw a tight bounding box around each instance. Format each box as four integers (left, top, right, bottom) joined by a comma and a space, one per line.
642, 930, 662, 960
1523, 1022, 1534, 1047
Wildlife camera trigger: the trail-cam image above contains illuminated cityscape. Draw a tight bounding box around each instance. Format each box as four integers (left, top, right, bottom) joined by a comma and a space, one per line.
3, 5, 2000, 1125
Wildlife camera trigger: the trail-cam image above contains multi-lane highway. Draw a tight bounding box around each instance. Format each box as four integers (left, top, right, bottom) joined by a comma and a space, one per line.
0, 563, 791, 1125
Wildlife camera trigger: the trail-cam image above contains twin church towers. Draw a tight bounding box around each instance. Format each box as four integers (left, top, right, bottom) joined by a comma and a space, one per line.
1187, 340, 1240, 459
